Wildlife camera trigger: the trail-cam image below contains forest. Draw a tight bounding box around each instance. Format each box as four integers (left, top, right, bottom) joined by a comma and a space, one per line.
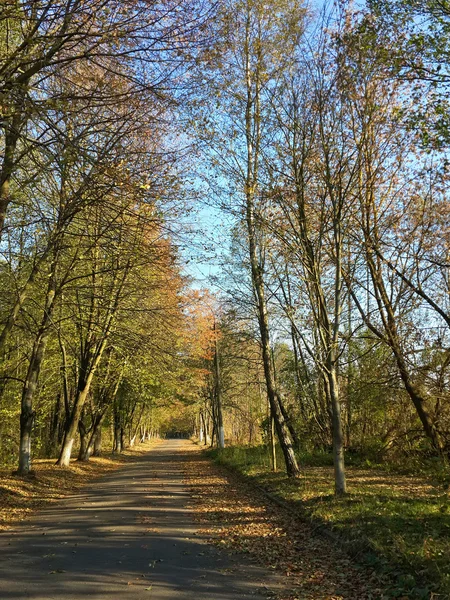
0, 1, 449, 599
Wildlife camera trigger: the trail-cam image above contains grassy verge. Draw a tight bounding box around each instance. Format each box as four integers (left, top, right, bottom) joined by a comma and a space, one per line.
0, 439, 160, 531
186, 443, 387, 600
207, 444, 450, 599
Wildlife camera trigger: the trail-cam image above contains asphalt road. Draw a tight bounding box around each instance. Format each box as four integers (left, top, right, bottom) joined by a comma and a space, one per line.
0, 440, 280, 599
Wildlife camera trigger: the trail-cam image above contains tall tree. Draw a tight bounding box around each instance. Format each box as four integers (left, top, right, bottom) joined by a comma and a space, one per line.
194, 0, 305, 476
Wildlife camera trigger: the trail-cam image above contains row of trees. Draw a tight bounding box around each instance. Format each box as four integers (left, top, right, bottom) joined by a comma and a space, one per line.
193, 0, 450, 494
0, 0, 215, 473
1, 0, 449, 500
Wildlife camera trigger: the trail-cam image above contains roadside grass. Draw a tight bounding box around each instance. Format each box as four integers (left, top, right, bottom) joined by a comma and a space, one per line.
207, 444, 450, 599
0, 439, 160, 531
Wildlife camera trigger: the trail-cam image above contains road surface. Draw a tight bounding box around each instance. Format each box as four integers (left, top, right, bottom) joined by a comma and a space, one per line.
0, 440, 280, 599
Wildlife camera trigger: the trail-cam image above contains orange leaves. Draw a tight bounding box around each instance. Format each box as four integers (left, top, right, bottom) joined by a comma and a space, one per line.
181, 288, 219, 360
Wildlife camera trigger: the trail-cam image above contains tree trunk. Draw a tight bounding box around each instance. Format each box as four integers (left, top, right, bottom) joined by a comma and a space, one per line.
59, 340, 71, 420
18, 407, 34, 476
57, 382, 91, 466
58, 435, 75, 467
326, 366, 346, 495
214, 322, 225, 449
250, 259, 300, 476
277, 392, 300, 449
17, 265, 58, 474
395, 347, 446, 456
242, 5, 300, 477
57, 333, 111, 467
114, 424, 122, 453
290, 326, 308, 425
140, 426, 147, 444
360, 244, 447, 457
272, 345, 300, 449
17, 329, 49, 474
270, 413, 277, 472
93, 427, 103, 456
77, 418, 89, 461
49, 392, 62, 454
199, 412, 204, 443
129, 404, 144, 448
201, 411, 208, 446
210, 419, 216, 448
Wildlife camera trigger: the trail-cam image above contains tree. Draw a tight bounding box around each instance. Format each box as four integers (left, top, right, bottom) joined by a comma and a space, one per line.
338, 13, 450, 457
0, 0, 210, 239
194, 0, 305, 476
263, 25, 360, 492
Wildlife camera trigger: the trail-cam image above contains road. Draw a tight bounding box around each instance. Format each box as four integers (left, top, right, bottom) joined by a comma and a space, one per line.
0, 440, 280, 599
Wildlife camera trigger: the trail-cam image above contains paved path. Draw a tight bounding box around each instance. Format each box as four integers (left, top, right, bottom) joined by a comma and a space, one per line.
0, 440, 279, 599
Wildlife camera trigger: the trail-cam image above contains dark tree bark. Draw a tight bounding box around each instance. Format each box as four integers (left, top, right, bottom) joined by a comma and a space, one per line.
77, 417, 89, 462
17, 261, 58, 475
93, 427, 102, 456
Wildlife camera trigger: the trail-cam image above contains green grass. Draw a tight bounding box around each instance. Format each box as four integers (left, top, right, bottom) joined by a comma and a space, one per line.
207, 444, 450, 599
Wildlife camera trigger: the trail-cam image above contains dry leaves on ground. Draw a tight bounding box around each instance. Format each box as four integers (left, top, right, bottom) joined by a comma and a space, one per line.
183, 444, 390, 600
0, 440, 160, 530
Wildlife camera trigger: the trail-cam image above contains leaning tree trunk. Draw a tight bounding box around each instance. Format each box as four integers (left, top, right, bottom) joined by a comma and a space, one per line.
394, 344, 446, 457
258, 307, 300, 477
276, 393, 300, 449
246, 190, 300, 476
83, 368, 122, 461
242, 4, 300, 477
364, 247, 447, 458
17, 278, 58, 475
272, 344, 300, 449
246, 200, 300, 476
57, 380, 91, 466
57, 334, 111, 467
